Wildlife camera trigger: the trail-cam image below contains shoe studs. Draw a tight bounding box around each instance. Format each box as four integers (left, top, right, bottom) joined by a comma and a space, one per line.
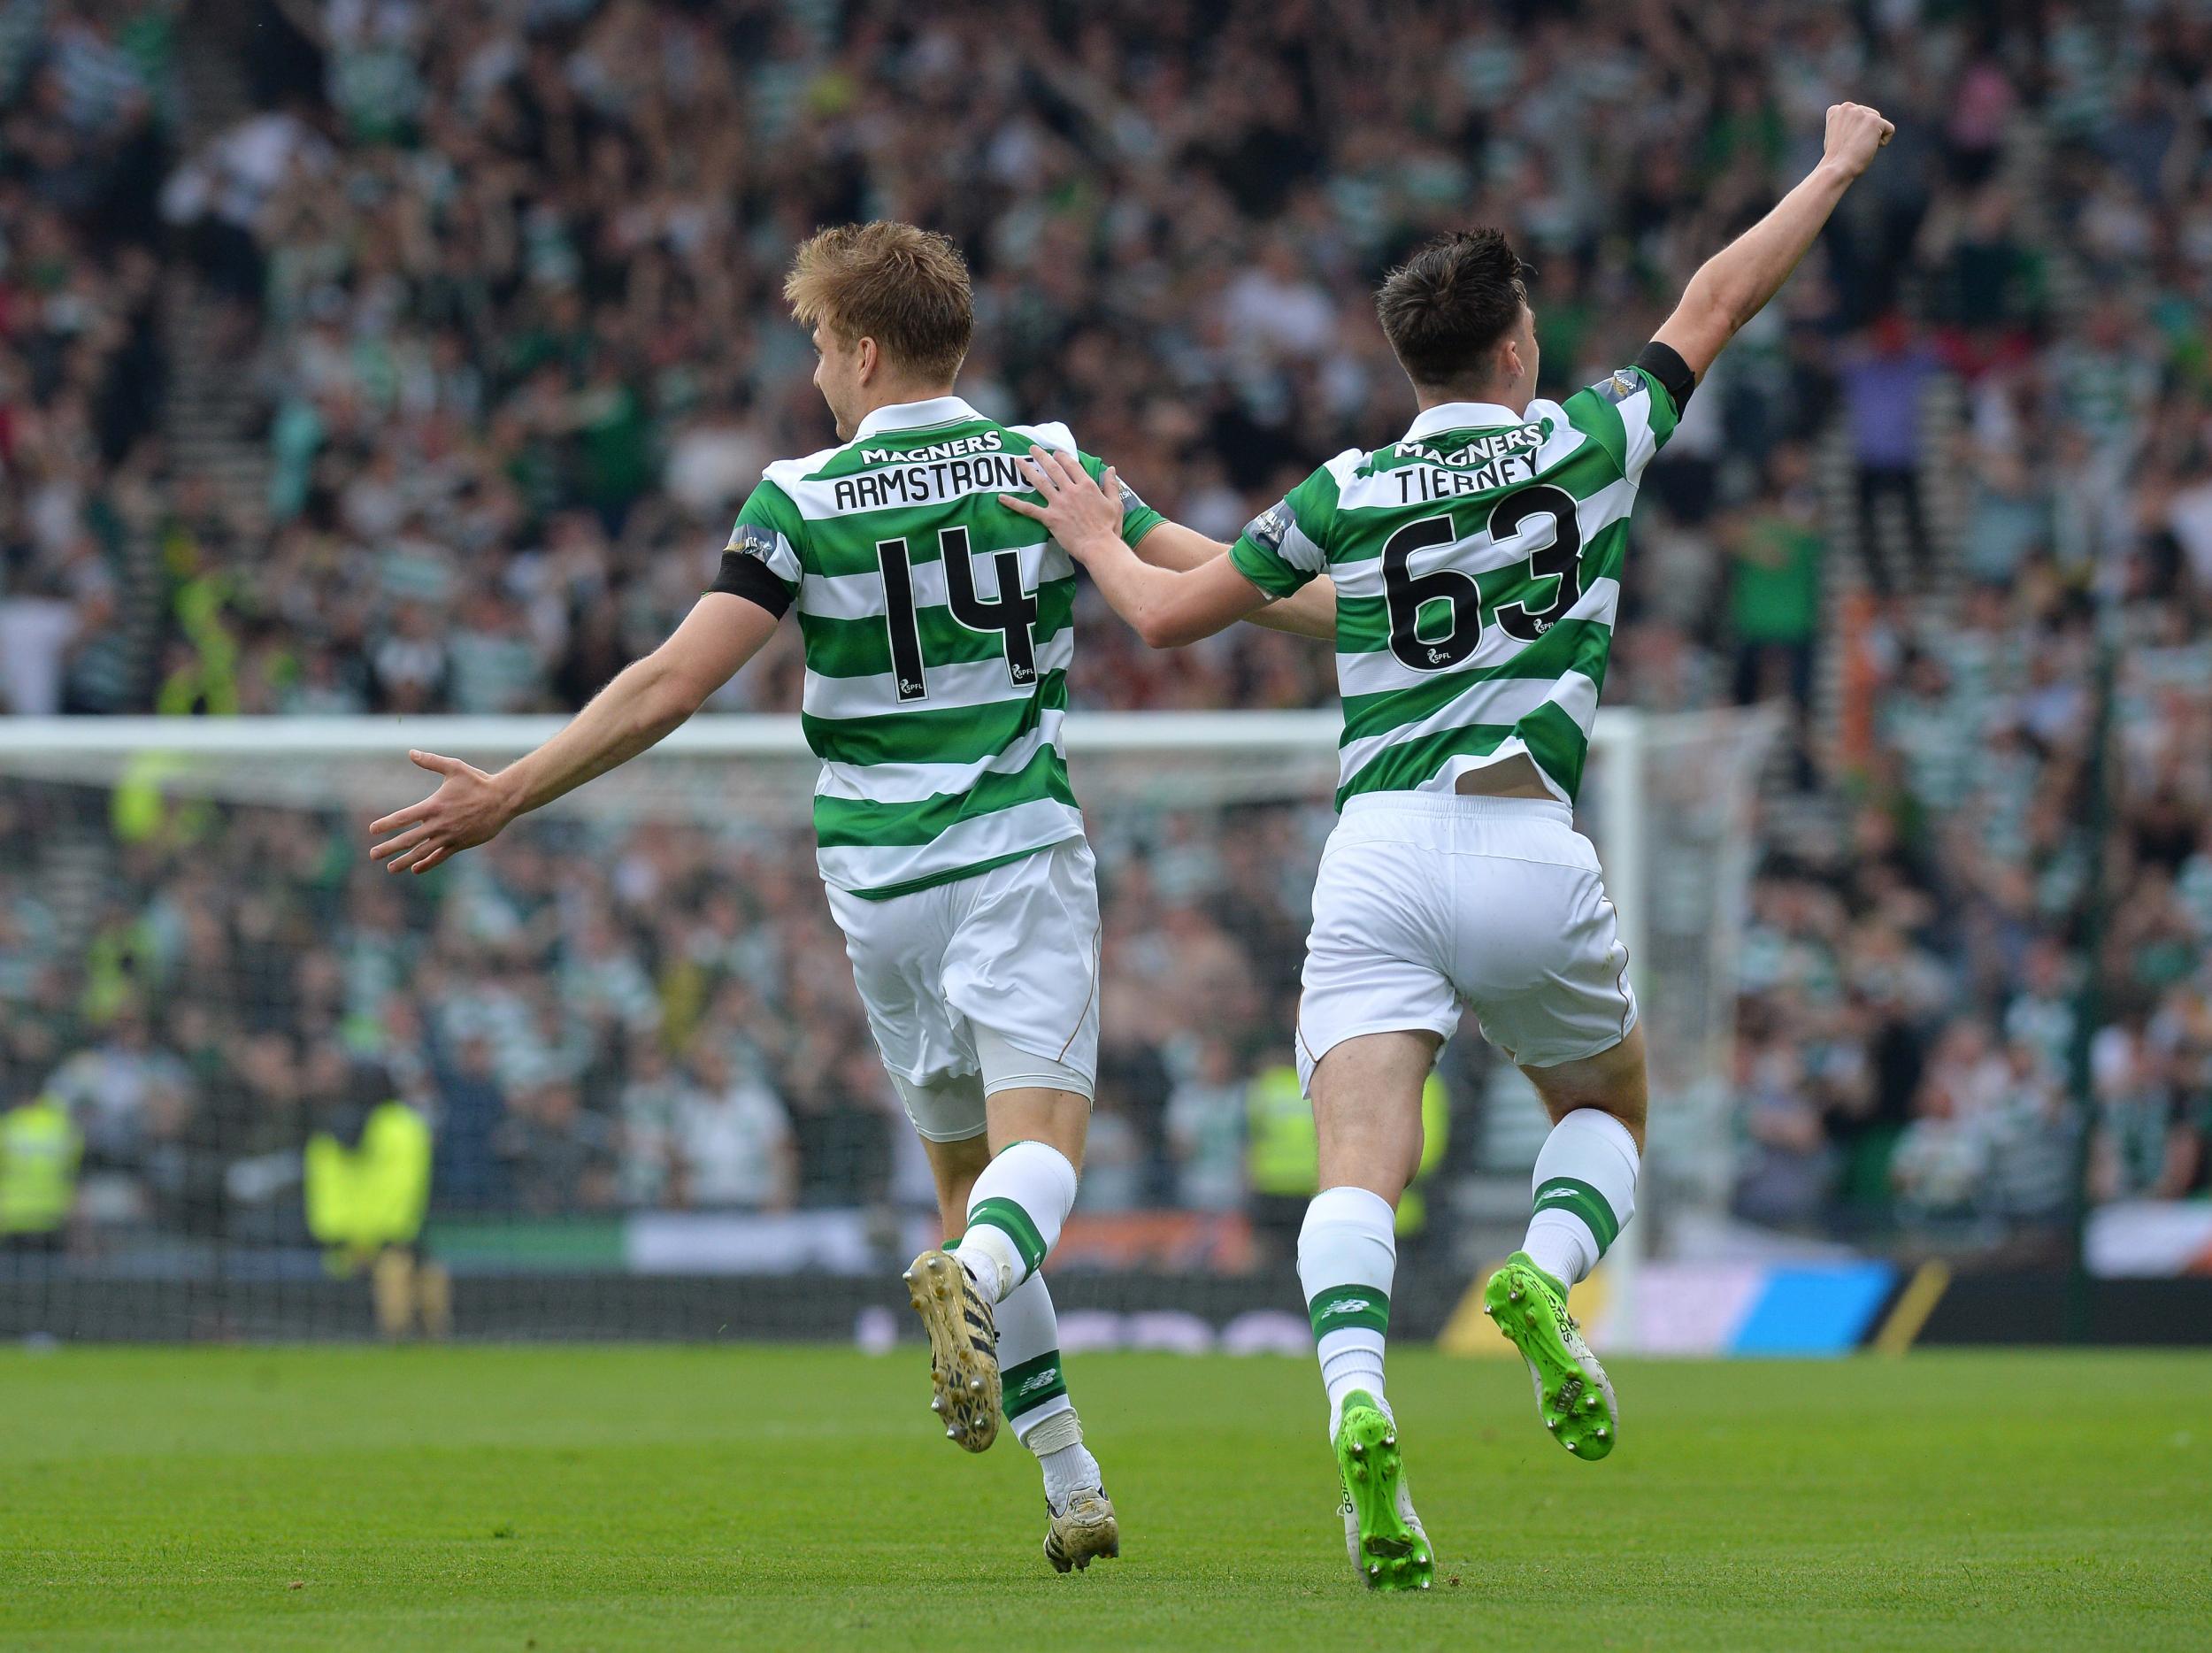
1383, 1434, 1395, 1448
1563, 1440, 1578, 1453
1594, 1426, 1609, 1439
930, 1397, 942, 1412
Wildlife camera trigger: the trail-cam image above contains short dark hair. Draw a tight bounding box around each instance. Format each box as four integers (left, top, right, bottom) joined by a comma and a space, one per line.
1373, 228, 1531, 388
785, 221, 973, 381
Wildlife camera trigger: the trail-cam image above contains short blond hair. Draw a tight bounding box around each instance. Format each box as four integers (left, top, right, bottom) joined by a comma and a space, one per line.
784, 222, 972, 382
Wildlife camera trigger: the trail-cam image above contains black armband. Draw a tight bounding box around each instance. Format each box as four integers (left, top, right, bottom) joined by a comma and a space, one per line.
1633, 340, 1697, 412
708, 550, 794, 618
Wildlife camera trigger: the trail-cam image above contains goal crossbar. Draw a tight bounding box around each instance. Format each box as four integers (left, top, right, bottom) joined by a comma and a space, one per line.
0, 709, 1643, 757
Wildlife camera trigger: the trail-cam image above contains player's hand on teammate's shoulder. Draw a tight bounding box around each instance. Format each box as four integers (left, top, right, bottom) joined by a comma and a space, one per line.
1823, 102, 1894, 179
1001, 447, 1125, 563
367, 750, 513, 876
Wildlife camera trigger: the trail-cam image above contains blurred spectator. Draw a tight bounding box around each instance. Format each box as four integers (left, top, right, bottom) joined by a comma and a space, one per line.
0, 566, 81, 715
2091, 1006, 2209, 1202
1724, 442, 1825, 772
43, 1004, 189, 1169
1892, 1019, 2007, 1228
1732, 1026, 1838, 1231
1839, 314, 1940, 596
1164, 1037, 1247, 1213
787, 1049, 893, 1211
615, 1038, 686, 1209
430, 1033, 508, 1211
495, 1079, 616, 1215
672, 1041, 794, 1211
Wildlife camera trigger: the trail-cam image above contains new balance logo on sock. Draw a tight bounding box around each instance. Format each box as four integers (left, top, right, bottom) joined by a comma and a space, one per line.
1530, 1174, 1623, 1257
1308, 1288, 1391, 1336
1002, 1348, 1070, 1420
1525, 1114, 1640, 1287
1298, 1190, 1399, 1448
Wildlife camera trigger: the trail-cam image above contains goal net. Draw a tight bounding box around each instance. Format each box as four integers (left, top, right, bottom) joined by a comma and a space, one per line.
0, 710, 1773, 1346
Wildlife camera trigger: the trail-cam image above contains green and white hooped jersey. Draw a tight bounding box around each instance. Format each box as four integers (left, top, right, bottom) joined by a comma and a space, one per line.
717, 396, 1162, 901
1228, 352, 1687, 808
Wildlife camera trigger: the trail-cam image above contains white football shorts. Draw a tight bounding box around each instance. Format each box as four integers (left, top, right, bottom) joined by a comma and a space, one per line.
1295, 793, 1637, 1093
826, 835, 1101, 1142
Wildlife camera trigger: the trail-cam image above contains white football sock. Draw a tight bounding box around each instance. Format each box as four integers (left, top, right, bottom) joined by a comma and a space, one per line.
1523, 1107, 1640, 1288
960, 1141, 1077, 1304
1297, 1185, 1397, 1441
1028, 1413, 1102, 1508
990, 1270, 1099, 1504
997, 1272, 1071, 1435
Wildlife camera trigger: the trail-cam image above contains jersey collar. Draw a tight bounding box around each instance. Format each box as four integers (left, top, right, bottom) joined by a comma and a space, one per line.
853, 396, 979, 441
1404, 400, 1530, 440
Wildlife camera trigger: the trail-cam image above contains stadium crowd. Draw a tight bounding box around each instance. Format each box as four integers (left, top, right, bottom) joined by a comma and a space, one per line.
3, 0, 2209, 1254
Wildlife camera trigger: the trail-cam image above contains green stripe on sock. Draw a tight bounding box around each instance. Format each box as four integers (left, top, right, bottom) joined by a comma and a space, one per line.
1307, 1285, 1391, 1337
1002, 1349, 1069, 1419
967, 1197, 1047, 1274
1533, 1176, 1621, 1256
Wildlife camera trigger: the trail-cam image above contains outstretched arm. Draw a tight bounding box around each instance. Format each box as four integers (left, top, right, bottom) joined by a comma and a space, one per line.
368, 593, 779, 873
1655, 102, 1893, 381
1004, 452, 1274, 649
1133, 519, 1337, 641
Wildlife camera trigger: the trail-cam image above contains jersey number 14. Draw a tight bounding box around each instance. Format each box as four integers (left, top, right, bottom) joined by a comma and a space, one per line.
874, 527, 1040, 703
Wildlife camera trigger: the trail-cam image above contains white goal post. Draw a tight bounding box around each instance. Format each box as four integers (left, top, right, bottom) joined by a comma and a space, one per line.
0, 707, 1774, 1343
0, 703, 1663, 982
0, 708, 1658, 1007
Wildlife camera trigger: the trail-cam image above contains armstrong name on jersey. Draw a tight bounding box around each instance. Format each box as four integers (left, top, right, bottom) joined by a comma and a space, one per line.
708, 395, 1163, 900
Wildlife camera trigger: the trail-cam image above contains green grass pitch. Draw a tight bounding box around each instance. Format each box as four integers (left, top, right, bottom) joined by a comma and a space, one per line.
2, 1345, 2206, 1650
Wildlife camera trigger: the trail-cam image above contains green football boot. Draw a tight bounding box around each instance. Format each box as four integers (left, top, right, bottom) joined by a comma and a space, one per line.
1333, 1391, 1433, 1591
1483, 1250, 1618, 1460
